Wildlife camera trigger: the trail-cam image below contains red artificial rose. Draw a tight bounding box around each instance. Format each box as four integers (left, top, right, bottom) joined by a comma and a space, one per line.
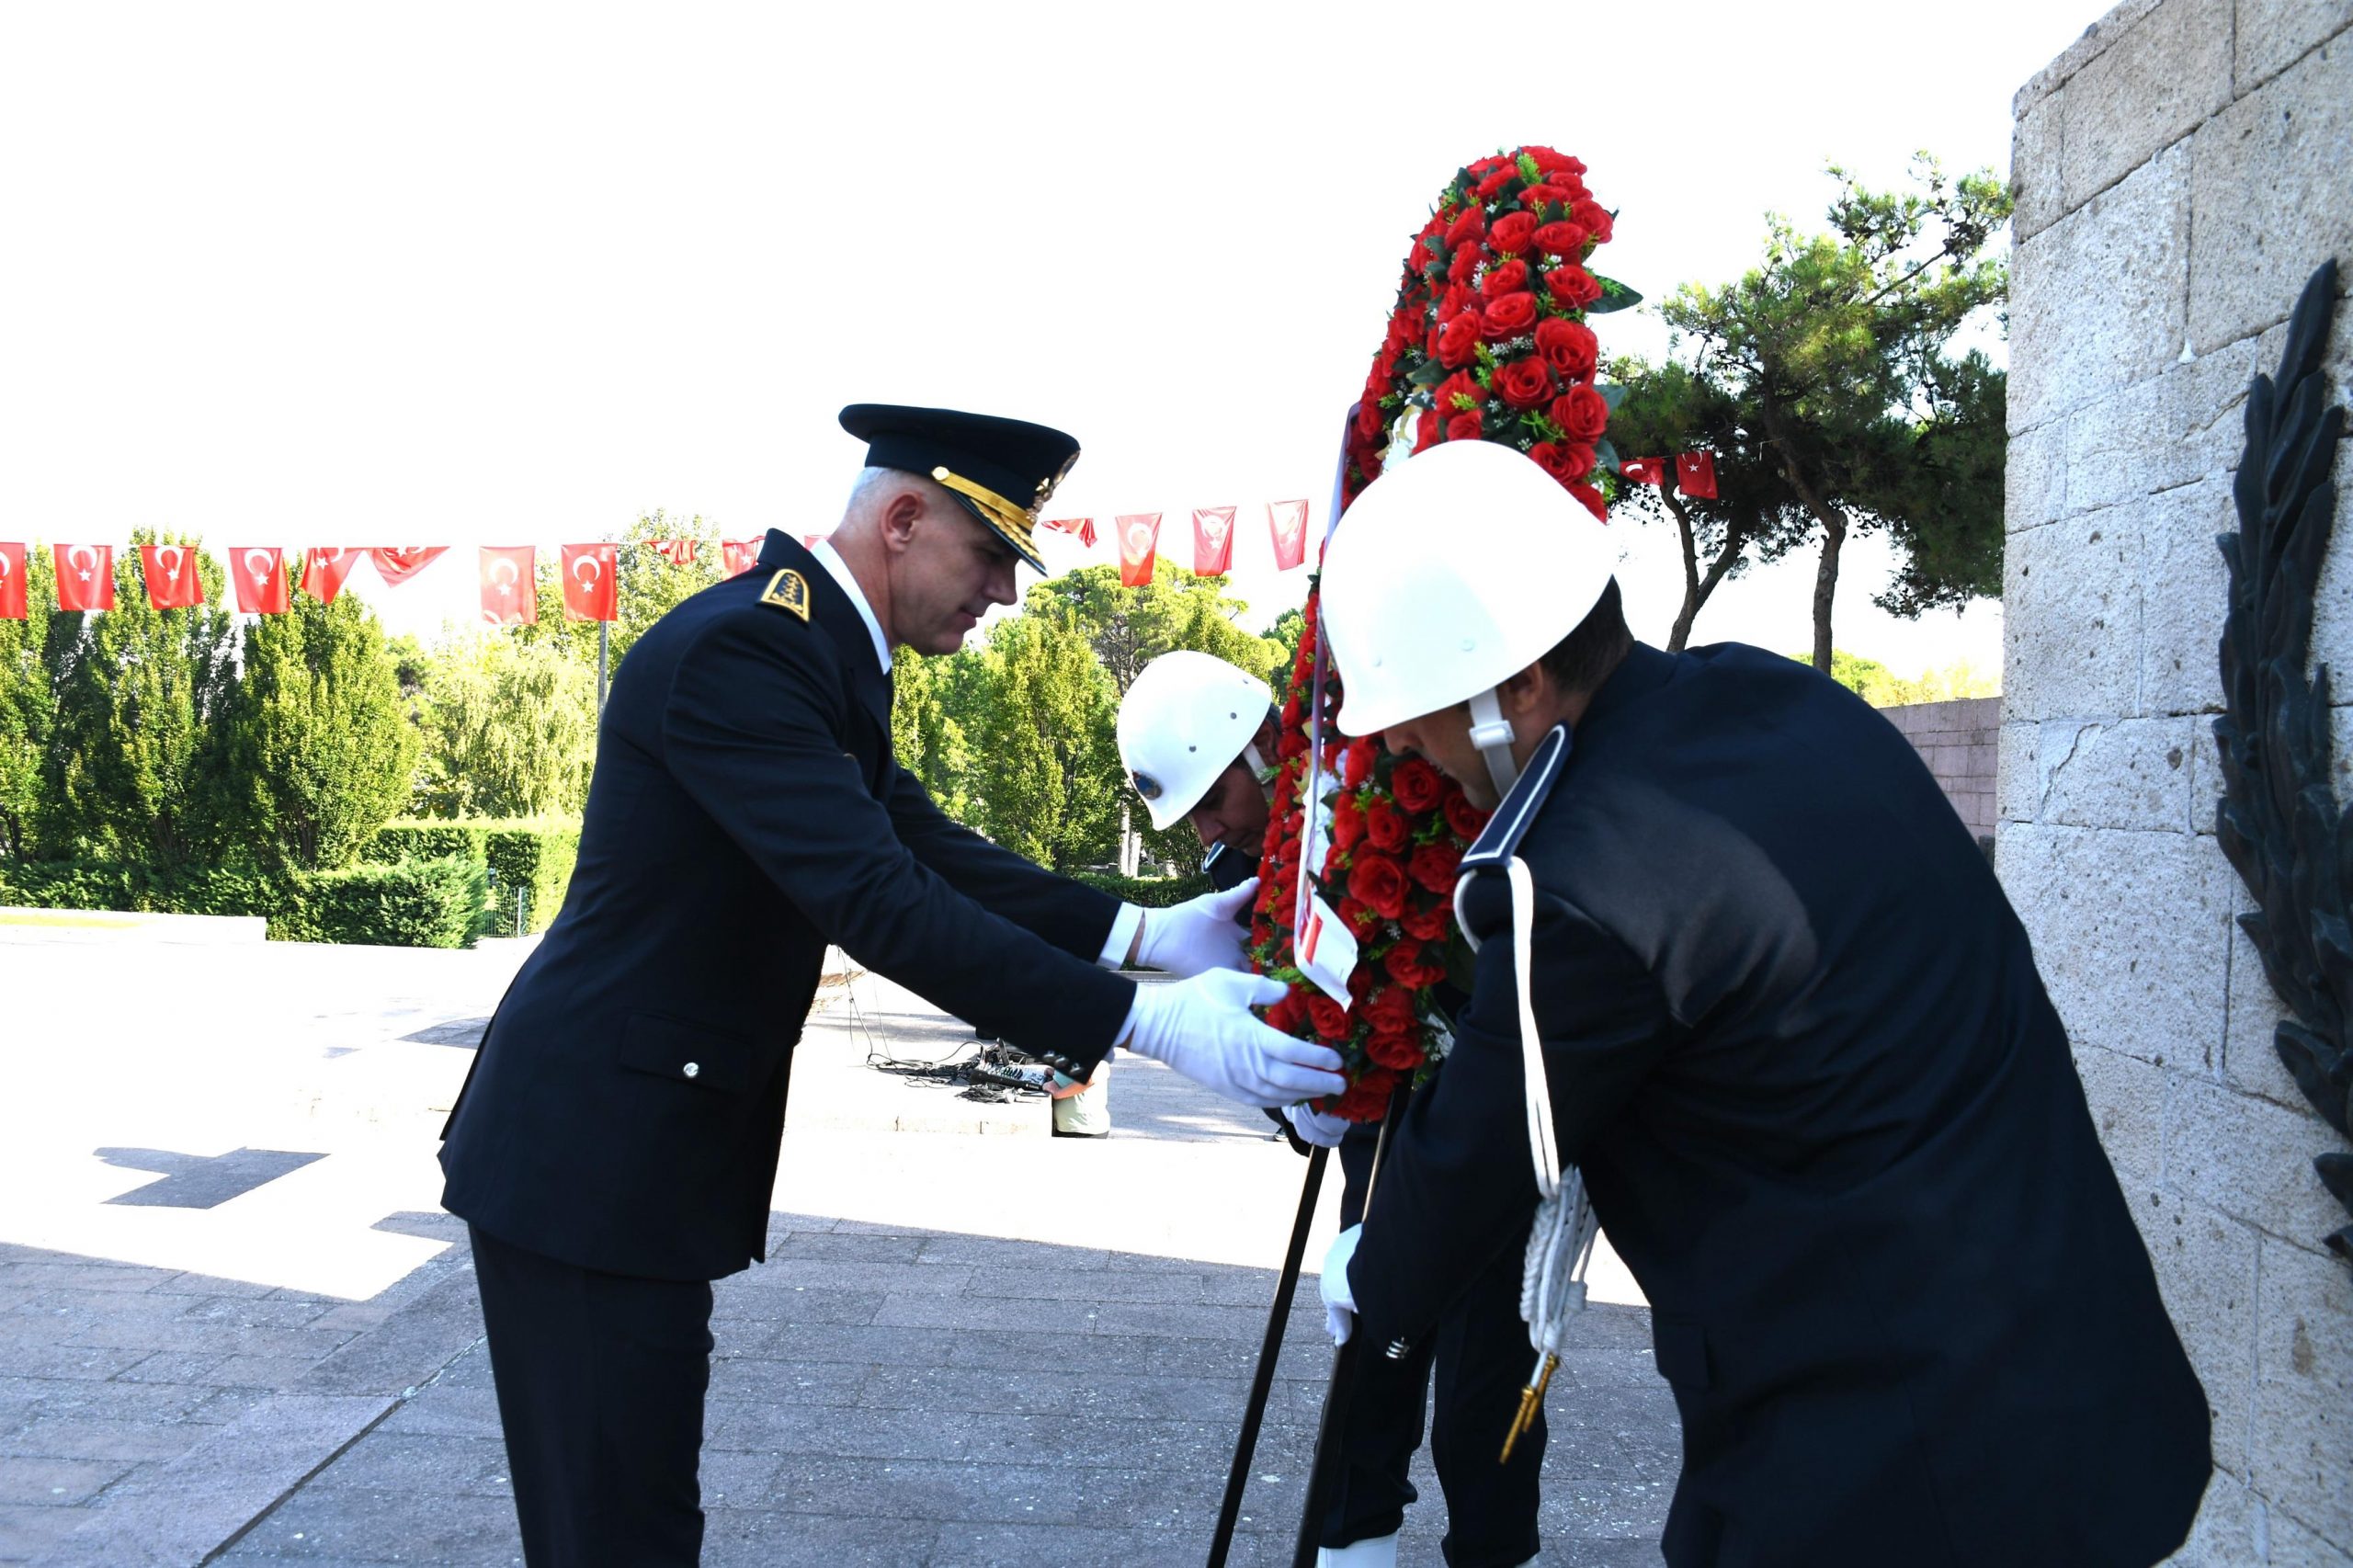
1331, 1066, 1400, 1122
1438, 312, 1483, 369
1330, 790, 1366, 852
1568, 481, 1609, 521
1446, 412, 1483, 442
1414, 410, 1438, 454
1571, 199, 1613, 244
1307, 994, 1352, 1042
1366, 1028, 1424, 1070
1390, 756, 1443, 813
1408, 840, 1463, 893
1267, 986, 1311, 1034
1384, 939, 1449, 988
1362, 983, 1416, 1035
1349, 854, 1409, 920
1481, 259, 1529, 298
1489, 210, 1537, 254
1364, 799, 1409, 853
1448, 244, 1480, 286
1545, 265, 1603, 309
1342, 739, 1378, 789
1534, 318, 1599, 380
1475, 165, 1518, 199
1401, 903, 1449, 940
1354, 399, 1385, 440
1444, 790, 1486, 841
1481, 291, 1538, 340
1440, 282, 1477, 322
1529, 442, 1578, 482
1435, 369, 1483, 414
1494, 358, 1554, 410
1338, 896, 1379, 937
1446, 206, 1485, 249
1532, 221, 1588, 258
1279, 726, 1308, 759
1527, 146, 1586, 176
1552, 384, 1609, 442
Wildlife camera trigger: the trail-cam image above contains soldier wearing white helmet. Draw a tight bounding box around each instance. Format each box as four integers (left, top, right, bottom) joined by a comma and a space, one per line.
1313, 440, 2209, 1568
1118, 647, 1549, 1568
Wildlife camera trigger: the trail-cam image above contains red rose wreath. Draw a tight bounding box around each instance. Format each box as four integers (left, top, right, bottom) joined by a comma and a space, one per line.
1250, 146, 1634, 1119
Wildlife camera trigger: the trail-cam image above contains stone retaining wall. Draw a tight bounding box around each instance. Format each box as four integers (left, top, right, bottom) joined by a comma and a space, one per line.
1880, 696, 1999, 838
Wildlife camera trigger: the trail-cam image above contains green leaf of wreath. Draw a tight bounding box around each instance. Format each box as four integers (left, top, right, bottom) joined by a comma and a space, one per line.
1406, 359, 1449, 388
1585, 276, 1643, 314
1594, 437, 1622, 475
1597, 382, 1629, 412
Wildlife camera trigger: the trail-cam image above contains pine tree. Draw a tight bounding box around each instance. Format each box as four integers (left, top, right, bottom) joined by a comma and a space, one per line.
0, 545, 58, 860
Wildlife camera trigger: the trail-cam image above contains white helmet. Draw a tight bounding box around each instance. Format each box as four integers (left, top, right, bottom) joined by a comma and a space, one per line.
1117, 651, 1275, 831
1321, 439, 1617, 797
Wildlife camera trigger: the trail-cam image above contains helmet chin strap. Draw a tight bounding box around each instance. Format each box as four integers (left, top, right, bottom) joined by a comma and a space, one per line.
1242, 743, 1273, 783
1466, 687, 1521, 800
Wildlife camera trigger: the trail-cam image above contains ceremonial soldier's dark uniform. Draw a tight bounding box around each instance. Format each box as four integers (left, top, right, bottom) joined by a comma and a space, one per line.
442, 415, 1137, 1564
1350, 642, 2212, 1568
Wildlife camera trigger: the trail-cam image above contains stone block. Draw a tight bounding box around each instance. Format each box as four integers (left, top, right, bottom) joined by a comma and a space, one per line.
1999, 823, 2235, 1066
2252, 1234, 2353, 1548
2075, 1041, 2170, 1178
2018, 0, 2169, 109
2013, 82, 2068, 244
2222, 915, 2336, 1113
2035, 715, 2200, 830
2235, 0, 2353, 97
2188, 39, 2353, 353
2130, 1185, 2258, 1479
2165, 1074, 2346, 1242
2063, 335, 2269, 516
1999, 721, 2040, 822
2140, 477, 2236, 716
2004, 511, 2143, 721
2063, 0, 2234, 209
2188, 717, 2225, 835
2011, 142, 2191, 432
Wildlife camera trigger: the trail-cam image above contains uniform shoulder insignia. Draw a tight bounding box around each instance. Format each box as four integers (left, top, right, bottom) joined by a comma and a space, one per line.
759, 569, 811, 621
1461, 724, 1572, 872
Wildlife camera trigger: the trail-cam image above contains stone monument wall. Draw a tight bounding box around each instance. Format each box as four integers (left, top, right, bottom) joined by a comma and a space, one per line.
1881, 696, 1999, 838
2003, 2, 2350, 1560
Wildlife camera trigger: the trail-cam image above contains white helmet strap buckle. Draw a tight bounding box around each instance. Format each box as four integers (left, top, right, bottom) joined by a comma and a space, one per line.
1467, 687, 1521, 800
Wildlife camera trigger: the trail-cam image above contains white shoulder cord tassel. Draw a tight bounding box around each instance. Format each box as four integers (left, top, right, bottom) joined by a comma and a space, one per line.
1457, 858, 1598, 1462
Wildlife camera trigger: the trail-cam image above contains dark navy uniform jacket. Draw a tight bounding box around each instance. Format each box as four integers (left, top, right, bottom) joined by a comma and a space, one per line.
441, 531, 1133, 1282
1350, 642, 2210, 1568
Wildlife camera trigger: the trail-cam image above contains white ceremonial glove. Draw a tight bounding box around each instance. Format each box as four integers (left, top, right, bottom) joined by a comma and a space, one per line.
1320, 1224, 1361, 1346
1284, 1102, 1350, 1149
1132, 878, 1260, 977
1120, 969, 1347, 1108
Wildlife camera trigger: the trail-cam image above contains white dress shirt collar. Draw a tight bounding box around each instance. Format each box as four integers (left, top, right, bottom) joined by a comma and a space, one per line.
810, 539, 892, 674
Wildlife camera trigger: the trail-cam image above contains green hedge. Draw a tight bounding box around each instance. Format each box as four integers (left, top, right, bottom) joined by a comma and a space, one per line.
0, 856, 483, 949
1069, 869, 1214, 907
370, 818, 580, 935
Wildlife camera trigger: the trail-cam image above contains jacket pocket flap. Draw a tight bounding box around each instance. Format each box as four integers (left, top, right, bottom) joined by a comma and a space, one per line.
1652, 1316, 1711, 1389
617, 1012, 752, 1094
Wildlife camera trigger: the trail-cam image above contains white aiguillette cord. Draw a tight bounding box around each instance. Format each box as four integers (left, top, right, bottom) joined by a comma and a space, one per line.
1455, 857, 1598, 1463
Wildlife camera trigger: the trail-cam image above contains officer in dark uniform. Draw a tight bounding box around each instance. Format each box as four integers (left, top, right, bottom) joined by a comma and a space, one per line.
439, 405, 1345, 1566
1313, 441, 2211, 1568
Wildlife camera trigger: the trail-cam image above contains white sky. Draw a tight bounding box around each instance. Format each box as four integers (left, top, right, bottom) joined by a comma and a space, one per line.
0, 1, 2103, 672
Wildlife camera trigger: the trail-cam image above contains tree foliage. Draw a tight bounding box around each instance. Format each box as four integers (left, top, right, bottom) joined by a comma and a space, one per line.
412, 633, 598, 819
963, 607, 1124, 871
0, 546, 59, 859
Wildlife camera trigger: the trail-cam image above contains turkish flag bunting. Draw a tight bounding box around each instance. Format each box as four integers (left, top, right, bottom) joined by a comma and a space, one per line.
722, 538, 765, 576
1044, 517, 1097, 549
141, 545, 204, 610
301, 548, 359, 604
1116, 514, 1161, 588
0, 543, 24, 620
479, 545, 537, 625
371, 546, 448, 585
649, 539, 698, 566
54, 545, 115, 612
1267, 500, 1310, 572
1192, 507, 1236, 575
231, 547, 290, 614
561, 543, 618, 622
1675, 452, 1720, 499
1620, 457, 1666, 486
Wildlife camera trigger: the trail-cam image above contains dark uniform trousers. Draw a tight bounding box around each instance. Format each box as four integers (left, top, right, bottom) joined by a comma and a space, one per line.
439, 534, 1137, 1564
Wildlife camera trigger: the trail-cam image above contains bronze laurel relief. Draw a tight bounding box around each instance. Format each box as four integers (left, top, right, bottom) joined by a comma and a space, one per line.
2213, 258, 2353, 1265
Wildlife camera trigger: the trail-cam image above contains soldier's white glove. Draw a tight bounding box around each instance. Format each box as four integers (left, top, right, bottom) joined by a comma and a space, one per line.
1132, 878, 1259, 977
1284, 1102, 1351, 1149
1120, 970, 1346, 1108
1320, 1224, 1361, 1345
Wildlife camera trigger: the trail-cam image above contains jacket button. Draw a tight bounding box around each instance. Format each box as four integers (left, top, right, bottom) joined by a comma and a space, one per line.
683, 1062, 700, 1079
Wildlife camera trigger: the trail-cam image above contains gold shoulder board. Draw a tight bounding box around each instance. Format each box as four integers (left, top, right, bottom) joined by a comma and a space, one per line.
760, 569, 811, 621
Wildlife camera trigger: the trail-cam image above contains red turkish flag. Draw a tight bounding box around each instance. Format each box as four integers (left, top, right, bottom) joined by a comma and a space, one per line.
141, 545, 204, 609
371, 546, 448, 585
1620, 457, 1666, 486
722, 537, 765, 576
54, 545, 115, 612
1116, 513, 1161, 587
561, 543, 618, 622
1043, 517, 1097, 549
479, 545, 537, 625
1675, 452, 1720, 499
1267, 500, 1310, 571
1192, 507, 1236, 575
0, 542, 24, 620
230, 547, 290, 614
300, 548, 359, 604
649, 539, 698, 566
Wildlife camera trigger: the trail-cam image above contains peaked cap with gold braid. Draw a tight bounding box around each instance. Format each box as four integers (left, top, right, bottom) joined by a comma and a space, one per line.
838, 403, 1079, 572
